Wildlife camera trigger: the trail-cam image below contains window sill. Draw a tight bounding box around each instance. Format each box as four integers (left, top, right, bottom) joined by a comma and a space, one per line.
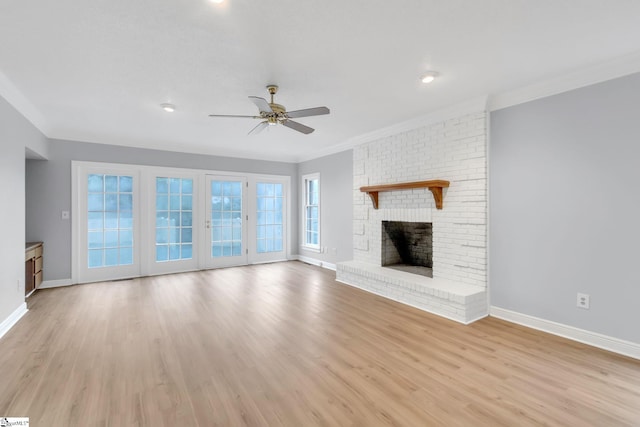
301, 245, 321, 253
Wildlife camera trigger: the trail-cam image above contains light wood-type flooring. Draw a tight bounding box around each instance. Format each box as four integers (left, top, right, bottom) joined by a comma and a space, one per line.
1, 261, 639, 426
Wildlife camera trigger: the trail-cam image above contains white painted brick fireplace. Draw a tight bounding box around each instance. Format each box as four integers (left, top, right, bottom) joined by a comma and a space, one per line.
336, 109, 488, 324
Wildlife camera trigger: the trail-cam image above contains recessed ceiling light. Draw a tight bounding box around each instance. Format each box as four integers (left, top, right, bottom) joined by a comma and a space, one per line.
161, 103, 176, 112
421, 71, 438, 84
210, 0, 224, 3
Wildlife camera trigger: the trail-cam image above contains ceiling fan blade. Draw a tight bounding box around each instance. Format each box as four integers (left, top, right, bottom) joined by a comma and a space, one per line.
286, 106, 330, 118
248, 121, 269, 135
282, 120, 315, 134
248, 96, 273, 113
209, 114, 262, 119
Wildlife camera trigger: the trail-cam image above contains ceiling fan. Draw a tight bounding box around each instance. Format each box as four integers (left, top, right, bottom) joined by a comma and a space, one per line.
209, 85, 330, 135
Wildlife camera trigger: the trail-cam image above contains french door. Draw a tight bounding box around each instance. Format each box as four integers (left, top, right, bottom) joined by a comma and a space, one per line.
148, 173, 199, 275
249, 179, 287, 264
74, 162, 289, 283
204, 175, 248, 268
76, 164, 141, 283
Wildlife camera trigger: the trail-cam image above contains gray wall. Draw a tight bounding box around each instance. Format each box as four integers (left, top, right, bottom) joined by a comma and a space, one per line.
26, 139, 298, 281
0, 96, 48, 324
298, 150, 353, 264
490, 72, 640, 344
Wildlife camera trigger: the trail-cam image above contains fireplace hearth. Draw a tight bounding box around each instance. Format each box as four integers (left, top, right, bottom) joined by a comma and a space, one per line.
382, 221, 433, 278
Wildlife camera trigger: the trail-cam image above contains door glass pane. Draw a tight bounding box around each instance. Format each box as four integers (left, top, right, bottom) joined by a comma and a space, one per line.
87, 174, 134, 268
256, 182, 283, 253
211, 180, 243, 257
155, 177, 194, 262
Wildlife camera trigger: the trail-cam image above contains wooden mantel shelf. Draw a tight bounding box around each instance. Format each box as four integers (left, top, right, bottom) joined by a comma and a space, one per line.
360, 180, 450, 210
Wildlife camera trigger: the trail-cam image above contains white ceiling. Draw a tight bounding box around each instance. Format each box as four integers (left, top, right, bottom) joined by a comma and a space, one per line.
2, 1, 640, 162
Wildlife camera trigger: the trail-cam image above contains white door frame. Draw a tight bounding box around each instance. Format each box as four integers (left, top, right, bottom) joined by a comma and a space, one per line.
73, 162, 142, 283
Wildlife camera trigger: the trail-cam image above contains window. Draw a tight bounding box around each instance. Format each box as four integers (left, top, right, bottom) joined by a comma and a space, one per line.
257, 182, 284, 253
302, 173, 320, 249
87, 174, 134, 267
210, 179, 243, 257
155, 177, 193, 262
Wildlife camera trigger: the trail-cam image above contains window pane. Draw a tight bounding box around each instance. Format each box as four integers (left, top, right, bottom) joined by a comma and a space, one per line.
169, 228, 180, 243
88, 250, 103, 268
181, 195, 192, 210
119, 247, 133, 265
181, 179, 193, 194
119, 230, 133, 246
211, 179, 242, 258
119, 211, 132, 228
170, 178, 181, 193
104, 231, 118, 247
105, 212, 118, 229
182, 227, 192, 243
169, 244, 181, 260
104, 248, 118, 266
105, 176, 118, 192
88, 212, 103, 230
256, 181, 284, 253
119, 176, 133, 193
88, 232, 103, 249
181, 244, 192, 259
105, 194, 118, 211
119, 194, 132, 211
181, 212, 192, 227
88, 194, 104, 212
156, 211, 169, 227
156, 245, 169, 262
88, 175, 103, 192
156, 178, 169, 194
156, 228, 169, 244
156, 195, 169, 210
169, 195, 180, 211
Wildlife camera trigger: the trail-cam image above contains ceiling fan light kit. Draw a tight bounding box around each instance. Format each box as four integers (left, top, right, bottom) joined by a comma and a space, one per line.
209, 85, 330, 135
160, 103, 176, 112
421, 71, 438, 84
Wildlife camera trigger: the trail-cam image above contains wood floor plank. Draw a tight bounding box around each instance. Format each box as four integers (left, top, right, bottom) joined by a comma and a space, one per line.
1, 261, 639, 426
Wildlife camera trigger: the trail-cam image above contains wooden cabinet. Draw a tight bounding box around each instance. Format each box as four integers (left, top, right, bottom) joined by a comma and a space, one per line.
25, 242, 43, 296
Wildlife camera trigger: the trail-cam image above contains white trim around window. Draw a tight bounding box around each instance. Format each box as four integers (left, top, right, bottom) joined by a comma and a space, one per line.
301, 172, 320, 252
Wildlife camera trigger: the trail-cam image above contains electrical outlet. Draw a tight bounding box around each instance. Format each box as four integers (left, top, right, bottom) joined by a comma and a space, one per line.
577, 293, 590, 309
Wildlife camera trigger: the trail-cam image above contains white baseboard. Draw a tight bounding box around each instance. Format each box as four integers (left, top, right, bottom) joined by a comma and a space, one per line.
0, 302, 28, 341
490, 306, 640, 360
39, 278, 73, 289
294, 255, 337, 271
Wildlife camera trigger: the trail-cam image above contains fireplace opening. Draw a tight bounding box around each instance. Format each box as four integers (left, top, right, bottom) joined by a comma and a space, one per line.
381, 221, 433, 278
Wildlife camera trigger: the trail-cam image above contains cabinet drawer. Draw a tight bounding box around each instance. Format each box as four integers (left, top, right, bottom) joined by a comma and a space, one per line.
25, 248, 36, 261
35, 271, 43, 288
35, 256, 43, 273
35, 245, 43, 258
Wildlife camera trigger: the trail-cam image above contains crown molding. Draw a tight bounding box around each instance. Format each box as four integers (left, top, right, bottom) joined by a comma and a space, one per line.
296, 96, 488, 162
0, 70, 50, 135
489, 50, 640, 111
